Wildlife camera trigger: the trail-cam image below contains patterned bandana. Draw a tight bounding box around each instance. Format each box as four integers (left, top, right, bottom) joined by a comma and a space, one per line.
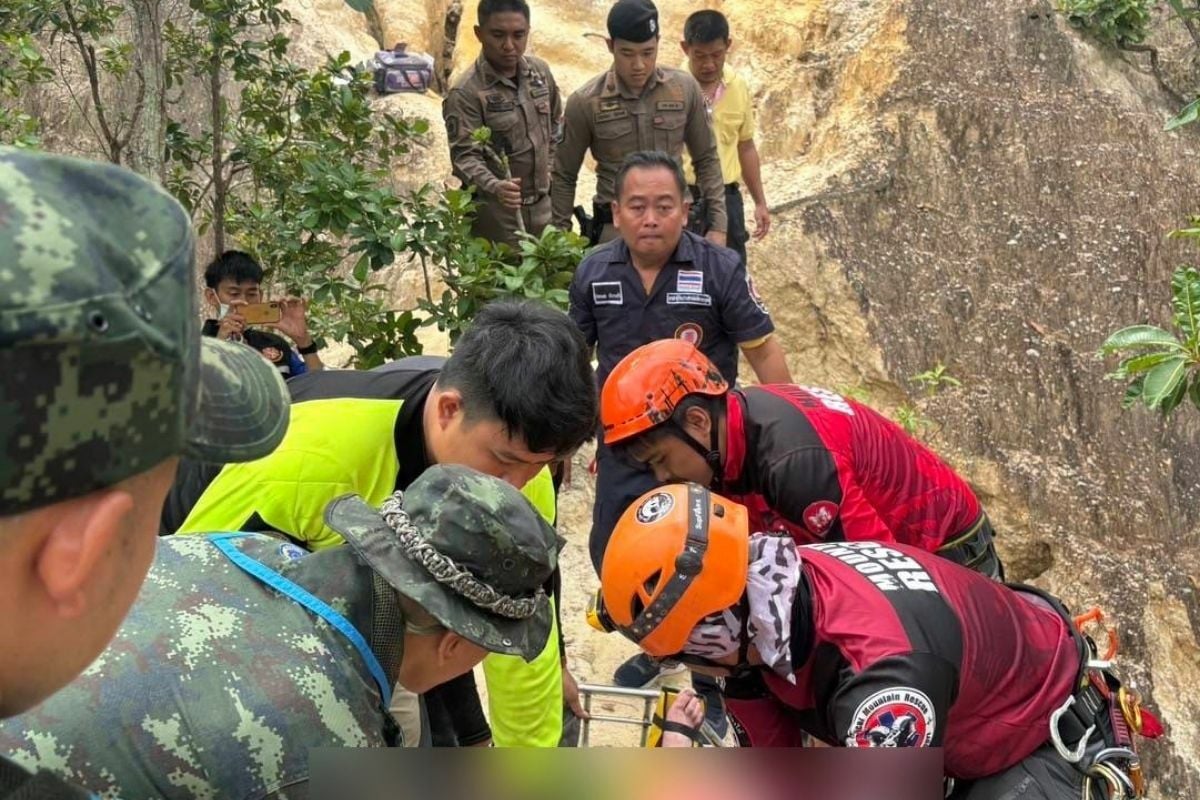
683, 533, 801, 682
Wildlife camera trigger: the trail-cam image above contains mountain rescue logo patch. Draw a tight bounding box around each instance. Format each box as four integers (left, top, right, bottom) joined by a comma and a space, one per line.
635, 491, 674, 524
846, 687, 935, 748
674, 322, 704, 346
802, 500, 839, 536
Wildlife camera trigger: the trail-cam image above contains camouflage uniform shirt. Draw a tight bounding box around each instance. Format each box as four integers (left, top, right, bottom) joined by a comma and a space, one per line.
550, 67, 726, 233
0, 534, 401, 800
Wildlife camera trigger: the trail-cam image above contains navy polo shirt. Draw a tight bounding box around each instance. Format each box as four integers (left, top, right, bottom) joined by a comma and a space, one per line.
568, 229, 774, 389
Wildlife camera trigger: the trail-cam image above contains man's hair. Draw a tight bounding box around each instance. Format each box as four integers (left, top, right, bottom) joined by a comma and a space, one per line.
683, 10, 730, 45
478, 0, 530, 25
614, 151, 687, 201
203, 250, 263, 290
440, 300, 597, 456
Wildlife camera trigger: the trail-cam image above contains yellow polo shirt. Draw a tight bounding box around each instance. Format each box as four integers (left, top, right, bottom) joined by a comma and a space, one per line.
683, 66, 755, 186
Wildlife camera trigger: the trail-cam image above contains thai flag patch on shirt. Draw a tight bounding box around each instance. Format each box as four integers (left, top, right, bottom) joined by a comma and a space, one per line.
676, 270, 704, 295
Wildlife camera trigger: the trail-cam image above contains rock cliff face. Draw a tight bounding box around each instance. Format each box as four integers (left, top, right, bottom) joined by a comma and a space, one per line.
288, 0, 1198, 781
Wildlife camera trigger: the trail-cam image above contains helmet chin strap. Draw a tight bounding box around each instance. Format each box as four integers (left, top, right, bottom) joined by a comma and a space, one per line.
728, 594, 756, 681
666, 418, 724, 492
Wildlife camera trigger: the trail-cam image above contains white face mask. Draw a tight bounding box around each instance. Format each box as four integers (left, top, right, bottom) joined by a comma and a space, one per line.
217, 302, 232, 319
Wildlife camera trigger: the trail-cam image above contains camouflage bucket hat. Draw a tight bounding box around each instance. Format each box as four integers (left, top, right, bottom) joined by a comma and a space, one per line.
324, 464, 559, 660
0, 149, 290, 516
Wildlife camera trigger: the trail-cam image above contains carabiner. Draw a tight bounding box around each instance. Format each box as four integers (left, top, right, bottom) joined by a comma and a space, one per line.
1049, 694, 1094, 763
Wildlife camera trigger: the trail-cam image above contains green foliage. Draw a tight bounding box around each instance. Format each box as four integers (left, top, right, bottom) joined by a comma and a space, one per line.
0, 31, 51, 147
893, 404, 930, 438
415, 191, 586, 344
835, 384, 871, 404
1100, 264, 1200, 416
910, 362, 962, 397
1059, 0, 1151, 45
0, 0, 578, 367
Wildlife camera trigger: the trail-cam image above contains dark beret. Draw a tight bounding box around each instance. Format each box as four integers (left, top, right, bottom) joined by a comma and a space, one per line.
607, 0, 659, 43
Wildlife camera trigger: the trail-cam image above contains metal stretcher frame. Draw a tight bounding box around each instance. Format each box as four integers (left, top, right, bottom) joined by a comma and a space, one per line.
576, 683, 730, 747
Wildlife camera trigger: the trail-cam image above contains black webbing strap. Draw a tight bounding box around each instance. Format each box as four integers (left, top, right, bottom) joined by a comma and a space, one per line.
628, 483, 711, 641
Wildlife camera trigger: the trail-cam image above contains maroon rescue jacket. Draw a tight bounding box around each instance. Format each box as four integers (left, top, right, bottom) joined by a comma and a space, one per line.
726, 542, 1080, 779
723, 385, 983, 552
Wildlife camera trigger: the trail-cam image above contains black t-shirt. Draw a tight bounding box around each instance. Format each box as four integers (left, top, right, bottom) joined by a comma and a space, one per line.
201, 319, 302, 378
159, 357, 443, 535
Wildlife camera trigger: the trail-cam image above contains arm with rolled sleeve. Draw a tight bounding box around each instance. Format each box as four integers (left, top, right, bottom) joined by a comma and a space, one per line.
551, 91, 592, 229
682, 78, 726, 233
443, 86, 502, 195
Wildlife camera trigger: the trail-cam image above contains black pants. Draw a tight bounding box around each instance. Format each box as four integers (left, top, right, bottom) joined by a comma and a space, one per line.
950, 740, 1111, 799
422, 671, 491, 747
588, 439, 659, 575
687, 183, 748, 266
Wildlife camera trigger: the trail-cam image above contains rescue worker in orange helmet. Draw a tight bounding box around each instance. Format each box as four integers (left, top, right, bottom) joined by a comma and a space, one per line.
594, 483, 1162, 799
601, 338, 1003, 577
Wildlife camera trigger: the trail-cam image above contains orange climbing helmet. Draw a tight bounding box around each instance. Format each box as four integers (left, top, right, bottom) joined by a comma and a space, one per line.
599, 482, 749, 657
601, 339, 730, 446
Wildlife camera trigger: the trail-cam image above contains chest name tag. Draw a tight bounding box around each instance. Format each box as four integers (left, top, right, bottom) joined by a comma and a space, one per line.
657, 101, 684, 111
666, 292, 713, 306
592, 281, 624, 305
596, 109, 629, 123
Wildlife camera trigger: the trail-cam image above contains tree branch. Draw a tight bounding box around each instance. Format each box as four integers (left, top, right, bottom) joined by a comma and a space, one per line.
1118, 40, 1188, 105
61, 0, 121, 162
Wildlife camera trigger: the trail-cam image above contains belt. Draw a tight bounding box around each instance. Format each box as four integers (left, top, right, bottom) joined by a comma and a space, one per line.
687, 182, 740, 194
935, 513, 993, 567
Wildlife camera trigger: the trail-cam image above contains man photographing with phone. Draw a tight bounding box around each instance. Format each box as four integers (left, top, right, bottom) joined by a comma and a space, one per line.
204, 250, 324, 377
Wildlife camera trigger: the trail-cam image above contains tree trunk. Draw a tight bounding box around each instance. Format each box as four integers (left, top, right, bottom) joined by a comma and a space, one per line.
126, 0, 166, 182
435, 1, 462, 94
209, 50, 226, 253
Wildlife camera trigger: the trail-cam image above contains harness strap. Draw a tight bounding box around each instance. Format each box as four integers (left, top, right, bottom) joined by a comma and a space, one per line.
651, 715, 703, 745
209, 533, 392, 708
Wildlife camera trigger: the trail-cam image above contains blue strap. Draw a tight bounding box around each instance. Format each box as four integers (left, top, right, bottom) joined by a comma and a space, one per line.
208, 533, 392, 708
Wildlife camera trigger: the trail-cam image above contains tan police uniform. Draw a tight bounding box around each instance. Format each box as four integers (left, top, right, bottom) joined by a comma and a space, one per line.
443, 54, 561, 247
551, 67, 726, 243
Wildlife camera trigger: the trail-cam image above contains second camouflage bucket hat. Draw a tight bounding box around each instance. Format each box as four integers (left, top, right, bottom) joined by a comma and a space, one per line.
324, 464, 559, 660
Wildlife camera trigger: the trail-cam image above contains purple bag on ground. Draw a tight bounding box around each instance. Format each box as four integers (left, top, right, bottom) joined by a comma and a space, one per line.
373, 43, 434, 94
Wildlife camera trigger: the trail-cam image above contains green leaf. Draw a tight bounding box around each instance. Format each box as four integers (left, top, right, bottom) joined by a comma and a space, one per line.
1170, 266, 1200, 341
1141, 356, 1189, 409
353, 253, 369, 282
1099, 325, 1183, 354
1111, 350, 1178, 377
1160, 372, 1190, 416
1166, 97, 1200, 132
1190, 375, 1200, 411
1121, 375, 1146, 410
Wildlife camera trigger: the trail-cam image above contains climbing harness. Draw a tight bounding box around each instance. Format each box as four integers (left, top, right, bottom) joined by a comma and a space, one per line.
1045, 604, 1163, 798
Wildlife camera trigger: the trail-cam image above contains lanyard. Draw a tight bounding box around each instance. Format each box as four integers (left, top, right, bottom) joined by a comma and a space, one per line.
208, 533, 392, 708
